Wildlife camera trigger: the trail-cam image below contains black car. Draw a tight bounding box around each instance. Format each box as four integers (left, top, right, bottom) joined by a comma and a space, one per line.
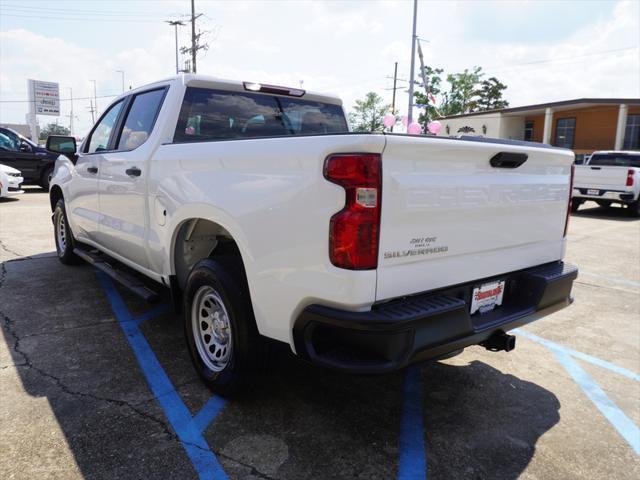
0, 127, 59, 189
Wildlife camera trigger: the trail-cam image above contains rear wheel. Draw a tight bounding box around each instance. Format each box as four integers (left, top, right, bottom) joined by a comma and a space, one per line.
627, 200, 640, 218
53, 198, 80, 264
183, 256, 260, 396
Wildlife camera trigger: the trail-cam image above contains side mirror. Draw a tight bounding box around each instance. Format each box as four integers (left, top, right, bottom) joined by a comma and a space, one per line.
19, 141, 32, 153
46, 135, 77, 155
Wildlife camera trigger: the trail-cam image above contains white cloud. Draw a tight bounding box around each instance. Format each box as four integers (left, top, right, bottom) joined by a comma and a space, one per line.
0, 0, 637, 135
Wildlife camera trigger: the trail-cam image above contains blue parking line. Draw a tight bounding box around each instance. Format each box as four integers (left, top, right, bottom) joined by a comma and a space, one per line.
96, 272, 229, 480
551, 349, 640, 455
579, 271, 640, 289
514, 329, 640, 382
193, 396, 227, 434
398, 365, 427, 480
516, 328, 640, 455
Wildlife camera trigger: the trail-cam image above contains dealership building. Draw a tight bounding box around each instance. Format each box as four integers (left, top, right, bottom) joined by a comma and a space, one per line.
436, 98, 640, 162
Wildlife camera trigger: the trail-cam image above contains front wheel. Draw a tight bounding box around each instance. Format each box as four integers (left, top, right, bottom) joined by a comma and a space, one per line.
53, 199, 80, 264
40, 166, 54, 191
183, 256, 260, 396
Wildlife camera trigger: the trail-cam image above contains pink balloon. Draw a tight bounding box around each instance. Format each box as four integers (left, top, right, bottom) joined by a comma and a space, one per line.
427, 121, 442, 135
383, 114, 395, 128
401, 116, 409, 127
407, 122, 422, 135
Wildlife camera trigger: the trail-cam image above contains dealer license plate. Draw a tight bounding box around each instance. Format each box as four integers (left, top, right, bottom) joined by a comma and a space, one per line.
587, 189, 600, 195
470, 280, 506, 315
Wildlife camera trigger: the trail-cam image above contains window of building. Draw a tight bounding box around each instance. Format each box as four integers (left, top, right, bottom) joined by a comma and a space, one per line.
623, 114, 640, 150
554, 118, 575, 148
524, 121, 534, 141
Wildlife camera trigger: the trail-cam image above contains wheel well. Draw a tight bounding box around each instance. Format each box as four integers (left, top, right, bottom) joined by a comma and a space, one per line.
49, 185, 63, 211
173, 219, 243, 290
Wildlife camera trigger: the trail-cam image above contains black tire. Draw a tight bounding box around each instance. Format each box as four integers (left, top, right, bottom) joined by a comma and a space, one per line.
183, 256, 260, 396
53, 198, 80, 264
627, 200, 640, 218
570, 200, 582, 213
40, 166, 54, 191
596, 201, 611, 208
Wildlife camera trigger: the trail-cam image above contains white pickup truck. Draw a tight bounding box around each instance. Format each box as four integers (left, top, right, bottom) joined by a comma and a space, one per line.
572, 151, 640, 216
46, 75, 578, 394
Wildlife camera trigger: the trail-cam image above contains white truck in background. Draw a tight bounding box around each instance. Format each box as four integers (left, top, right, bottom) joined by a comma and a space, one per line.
46, 74, 578, 395
572, 151, 640, 216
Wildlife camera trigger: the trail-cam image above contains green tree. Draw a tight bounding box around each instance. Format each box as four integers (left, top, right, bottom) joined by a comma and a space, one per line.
39, 123, 70, 141
413, 66, 444, 126
474, 77, 509, 111
446, 66, 484, 114
413, 66, 509, 121
348, 92, 389, 132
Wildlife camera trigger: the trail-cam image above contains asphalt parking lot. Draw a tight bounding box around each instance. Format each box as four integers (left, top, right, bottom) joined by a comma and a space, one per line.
1, 188, 639, 480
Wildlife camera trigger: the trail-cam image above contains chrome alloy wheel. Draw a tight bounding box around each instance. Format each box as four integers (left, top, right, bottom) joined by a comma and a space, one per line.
56, 212, 67, 255
191, 285, 233, 372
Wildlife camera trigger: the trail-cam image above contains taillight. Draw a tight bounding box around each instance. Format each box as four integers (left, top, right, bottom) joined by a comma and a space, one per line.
564, 164, 575, 237
324, 153, 382, 270
627, 169, 634, 187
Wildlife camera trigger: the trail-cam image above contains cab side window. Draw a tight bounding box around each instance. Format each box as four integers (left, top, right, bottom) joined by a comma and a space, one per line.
0, 129, 20, 151
116, 89, 166, 151
86, 100, 125, 154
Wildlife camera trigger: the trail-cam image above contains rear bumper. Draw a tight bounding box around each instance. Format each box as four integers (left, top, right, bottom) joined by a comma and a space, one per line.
293, 261, 578, 373
573, 188, 635, 203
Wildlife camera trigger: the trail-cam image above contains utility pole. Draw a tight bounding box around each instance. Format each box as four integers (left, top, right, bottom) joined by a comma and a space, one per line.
181, 0, 206, 73
90, 80, 98, 118
191, 0, 197, 73
391, 62, 398, 132
116, 70, 125, 93
166, 20, 185, 74
88, 99, 96, 124
407, 0, 418, 125
67, 87, 74, 135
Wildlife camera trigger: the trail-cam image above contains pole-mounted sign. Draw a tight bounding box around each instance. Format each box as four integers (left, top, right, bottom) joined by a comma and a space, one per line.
26, 79, 60, 141
29, 79, 60, 116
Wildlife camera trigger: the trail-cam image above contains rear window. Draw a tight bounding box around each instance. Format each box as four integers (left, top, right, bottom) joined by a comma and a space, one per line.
173, 87, 348, 143
589, 153, 640, 168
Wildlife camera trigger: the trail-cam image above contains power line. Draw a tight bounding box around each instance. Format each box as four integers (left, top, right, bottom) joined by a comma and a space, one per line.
485, 46, 638, 73
0, 94, 119, 104
0, 12, 170, 22
0, 4, 176, 17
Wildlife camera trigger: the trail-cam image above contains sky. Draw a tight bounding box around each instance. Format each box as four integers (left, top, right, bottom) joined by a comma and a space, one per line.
0, 0, 638, 136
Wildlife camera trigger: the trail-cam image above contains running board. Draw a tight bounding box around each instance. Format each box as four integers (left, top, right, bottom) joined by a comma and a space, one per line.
74, 248, 160, 303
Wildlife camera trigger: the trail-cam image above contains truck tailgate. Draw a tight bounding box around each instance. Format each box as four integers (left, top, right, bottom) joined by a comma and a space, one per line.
574, 165, 629, 190
376, 136, 573, 301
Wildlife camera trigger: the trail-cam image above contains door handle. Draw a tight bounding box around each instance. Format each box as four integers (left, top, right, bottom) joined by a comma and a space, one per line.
125, 167, 142, 177
489, 152, 528, 169
87, 166, 98, 174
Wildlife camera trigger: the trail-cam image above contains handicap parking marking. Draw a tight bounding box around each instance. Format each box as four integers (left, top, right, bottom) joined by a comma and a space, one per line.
96, 271, 229, 480
97, 267, 432, 480
398, 365, 428, 480
516, 328, 640, 455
